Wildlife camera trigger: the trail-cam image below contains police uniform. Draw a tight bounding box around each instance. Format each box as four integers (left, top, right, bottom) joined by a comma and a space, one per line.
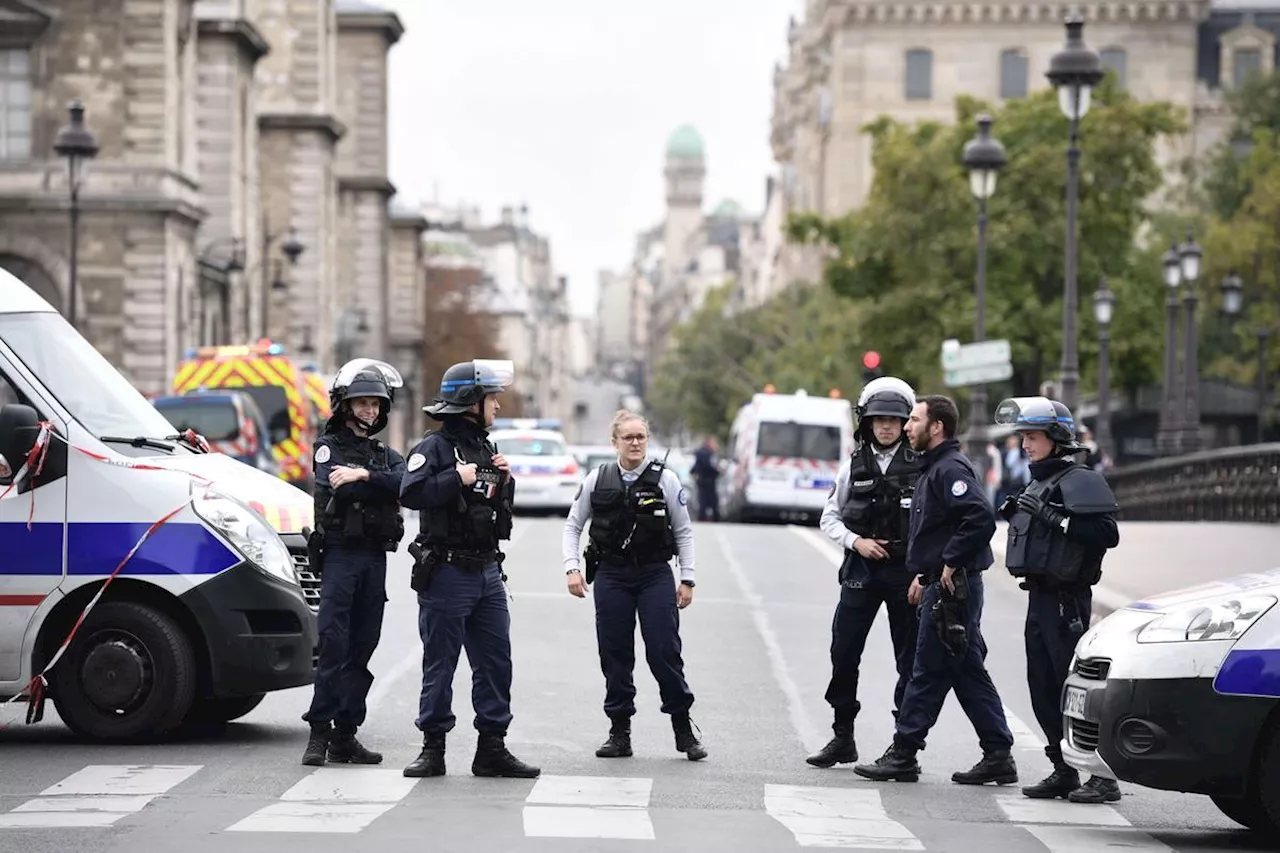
562, 455, 706, 760
996, 396, 1121, 804
301, 359, 407, 767
399, 359, 539, 780
809, 378, 921, 768
855, 435, 1017, 785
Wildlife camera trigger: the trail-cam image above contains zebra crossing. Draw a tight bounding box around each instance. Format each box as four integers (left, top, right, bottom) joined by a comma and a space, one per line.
0, 762, 1190, 850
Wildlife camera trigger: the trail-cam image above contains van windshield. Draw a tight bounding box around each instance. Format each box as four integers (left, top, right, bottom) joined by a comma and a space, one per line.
0, 311, 183, 447
153, 397, 241, 442
757, 421, 843, 461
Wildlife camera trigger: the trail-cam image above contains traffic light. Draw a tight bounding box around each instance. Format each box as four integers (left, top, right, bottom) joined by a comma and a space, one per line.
861, 350, 883, 384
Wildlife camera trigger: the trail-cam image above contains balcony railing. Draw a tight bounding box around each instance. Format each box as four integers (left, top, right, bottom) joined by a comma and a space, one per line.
1105, 443, 1280, 522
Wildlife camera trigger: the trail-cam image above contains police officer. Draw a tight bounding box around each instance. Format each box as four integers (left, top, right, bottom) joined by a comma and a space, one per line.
301, 359, 407, 766
855, 394, 1017, 786
398, 359, 539, 780
995, 396, 1121, 804
561, 410, 706, 761
808, 377, 921, 768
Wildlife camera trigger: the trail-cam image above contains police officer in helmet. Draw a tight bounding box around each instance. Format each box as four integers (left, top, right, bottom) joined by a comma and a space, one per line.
301, 358, 407, 766
995, 396, 1121, 804
809, 377, 921, 768
398, 359, 539, 780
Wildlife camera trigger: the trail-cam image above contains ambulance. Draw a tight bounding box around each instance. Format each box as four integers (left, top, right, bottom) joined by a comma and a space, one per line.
722, 388, 854, 524
1062, 568, 1280, 838
0, 270, 318, 741
172, 340, 319, 491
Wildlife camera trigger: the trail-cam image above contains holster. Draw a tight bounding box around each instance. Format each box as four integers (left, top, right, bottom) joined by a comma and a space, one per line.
408, 538, 438, 593
935, 567, 970, 657
306, 528, 325, 578
584, 547, 600, 585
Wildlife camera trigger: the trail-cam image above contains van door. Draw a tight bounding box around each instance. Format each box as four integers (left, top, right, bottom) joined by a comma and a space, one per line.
0, 359, 69, 684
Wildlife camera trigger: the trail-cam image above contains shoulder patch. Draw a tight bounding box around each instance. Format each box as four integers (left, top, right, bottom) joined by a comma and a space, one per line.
315, 445, 331, 464
407, 452, 426, 472
677, 488, 688, 506
951, 479, 968, 497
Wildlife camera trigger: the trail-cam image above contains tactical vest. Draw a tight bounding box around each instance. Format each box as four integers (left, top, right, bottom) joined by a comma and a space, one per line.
315, 433, 404, 551
417, 432, 513, 553
1004, 465, 1098, 587
586, 460, 675, 565
839, 442, 920, 561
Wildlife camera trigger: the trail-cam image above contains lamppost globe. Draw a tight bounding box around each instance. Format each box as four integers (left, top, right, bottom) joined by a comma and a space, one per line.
1163, 241, 1182, 289
282, 229, 305, 265
1179, 229, 1202, 282
962, 114, 1007, 200
1092, 280, 1115, 326
1221, 269, 1244, 316
1046, 15, 1104, 121
53, 100, 100, 183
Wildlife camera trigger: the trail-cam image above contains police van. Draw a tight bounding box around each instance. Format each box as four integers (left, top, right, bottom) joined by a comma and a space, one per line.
1062, 568, 1280, 837
722, 388, 854, 524
0, 271, 318, 741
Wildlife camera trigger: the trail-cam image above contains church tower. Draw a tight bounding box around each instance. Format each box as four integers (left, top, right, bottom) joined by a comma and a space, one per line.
662, 124, 706, 288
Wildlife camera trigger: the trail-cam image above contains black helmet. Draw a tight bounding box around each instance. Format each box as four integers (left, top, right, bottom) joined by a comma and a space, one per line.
855, 376, 915, 441
994, 396, 1082, 451
329, 358, 404, 436
424, 359, 514, 419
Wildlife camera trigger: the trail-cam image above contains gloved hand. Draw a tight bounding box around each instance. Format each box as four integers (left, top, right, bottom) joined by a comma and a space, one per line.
1016, 492, 1067, 529
997, 495, 1018, 520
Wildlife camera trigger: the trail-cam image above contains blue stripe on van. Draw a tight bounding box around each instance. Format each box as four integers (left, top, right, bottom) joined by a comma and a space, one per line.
1213, 648, 1280, 698
0, 521, 239, 577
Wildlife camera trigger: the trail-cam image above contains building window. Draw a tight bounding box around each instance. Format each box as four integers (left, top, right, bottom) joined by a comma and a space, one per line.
905, 49, 932, 100
1100, 48, 1127, 89
1000, 49, 1028, 98
0, 49, 32, 160
1234, 48, 1263, 86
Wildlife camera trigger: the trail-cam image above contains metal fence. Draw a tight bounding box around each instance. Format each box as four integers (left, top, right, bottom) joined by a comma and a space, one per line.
1105, 443, 1280, 522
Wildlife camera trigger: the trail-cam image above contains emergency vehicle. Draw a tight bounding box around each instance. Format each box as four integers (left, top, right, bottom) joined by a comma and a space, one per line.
722, 388, 854, 524
488, 424, 582, 514
1062, 569, 1280, 838
0, 270, 318, 741
172, 340, 318, 491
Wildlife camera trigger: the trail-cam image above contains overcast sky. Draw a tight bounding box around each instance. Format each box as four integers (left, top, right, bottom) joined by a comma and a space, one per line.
378, 0, 804, 316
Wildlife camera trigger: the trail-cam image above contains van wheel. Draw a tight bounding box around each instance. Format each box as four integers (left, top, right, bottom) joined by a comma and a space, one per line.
184, 694, 266, 725
1253, 721, 1280, 838
1211, 794, 1269, 831
50, 600, 197, 741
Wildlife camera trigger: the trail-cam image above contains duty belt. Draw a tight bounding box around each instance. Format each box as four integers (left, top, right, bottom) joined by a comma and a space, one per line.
432, 548, 498, 571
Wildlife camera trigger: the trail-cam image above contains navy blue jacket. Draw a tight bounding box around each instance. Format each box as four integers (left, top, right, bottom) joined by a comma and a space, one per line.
906, 438, 995, 579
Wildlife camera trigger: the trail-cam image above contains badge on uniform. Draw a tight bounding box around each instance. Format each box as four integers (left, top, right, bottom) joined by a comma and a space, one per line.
407, 452, 425, 472
315, 445, 330, 464
677, 489, 687, 506
951, 480, 968, 496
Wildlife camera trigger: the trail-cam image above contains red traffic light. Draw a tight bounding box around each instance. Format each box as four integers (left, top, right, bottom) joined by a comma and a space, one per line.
862, 351, 881, 370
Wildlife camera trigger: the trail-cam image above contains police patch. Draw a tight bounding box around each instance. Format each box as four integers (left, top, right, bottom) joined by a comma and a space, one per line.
407, 452, 426, 472
677, 489, 688, 506
951, 480, 968, 497
315, 445, 330, 464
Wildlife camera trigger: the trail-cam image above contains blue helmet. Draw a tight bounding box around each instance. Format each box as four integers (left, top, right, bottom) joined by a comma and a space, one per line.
994, 396, 1082, 450
424, 359, 515, 419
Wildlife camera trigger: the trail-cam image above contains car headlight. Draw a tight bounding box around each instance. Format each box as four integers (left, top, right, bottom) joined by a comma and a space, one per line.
191, 484, 297, 586
1136, 595, 1276, 644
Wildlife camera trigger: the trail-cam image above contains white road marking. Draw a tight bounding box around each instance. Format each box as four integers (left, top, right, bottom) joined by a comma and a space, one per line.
525, 774, 651, 808
0, 765, 200, 829
522, 774, 654, 839
763, 784, 924, 850
226, 768, 418, 834
1022, 825, 1175, 851
995, 790, 1131, 826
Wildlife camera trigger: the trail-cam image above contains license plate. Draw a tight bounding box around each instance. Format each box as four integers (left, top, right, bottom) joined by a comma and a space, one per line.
1063, 685, 1087, 720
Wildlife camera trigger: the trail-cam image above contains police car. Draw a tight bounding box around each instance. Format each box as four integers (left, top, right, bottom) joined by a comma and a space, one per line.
488, 423, 582, 515
1062, 568, 1280, 837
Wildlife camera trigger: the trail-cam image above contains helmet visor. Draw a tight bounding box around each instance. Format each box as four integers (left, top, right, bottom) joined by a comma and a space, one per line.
334, 358, 404, 391
858, 377, 915, 410
474, 359, 515, 389
994, 396, 1062, 429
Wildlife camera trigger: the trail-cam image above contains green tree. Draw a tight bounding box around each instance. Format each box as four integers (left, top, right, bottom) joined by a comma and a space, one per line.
788, 76, 1185, 401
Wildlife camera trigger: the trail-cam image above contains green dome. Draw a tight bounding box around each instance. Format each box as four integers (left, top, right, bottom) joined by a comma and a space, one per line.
666, 124, 704, 159
713, 199, 745, 218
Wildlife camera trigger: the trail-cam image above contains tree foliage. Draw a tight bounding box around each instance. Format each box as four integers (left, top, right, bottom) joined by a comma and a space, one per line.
788, 76, 1186, 400
420, 264, 520, 414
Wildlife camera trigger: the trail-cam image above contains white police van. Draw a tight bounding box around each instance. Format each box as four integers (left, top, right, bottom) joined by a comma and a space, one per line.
0, 271, 318, 740
1062, 568, 1280, 837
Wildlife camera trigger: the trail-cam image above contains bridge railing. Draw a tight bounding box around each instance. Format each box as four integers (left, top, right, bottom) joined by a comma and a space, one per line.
1105, 443, 1280, 522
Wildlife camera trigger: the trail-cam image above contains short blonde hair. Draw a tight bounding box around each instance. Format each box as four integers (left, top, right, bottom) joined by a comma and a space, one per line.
610, 409, 649, 441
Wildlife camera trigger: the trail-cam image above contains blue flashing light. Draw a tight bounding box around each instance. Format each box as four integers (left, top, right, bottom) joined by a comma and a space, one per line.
184, 348, 197, 359
267, 343, 285, 355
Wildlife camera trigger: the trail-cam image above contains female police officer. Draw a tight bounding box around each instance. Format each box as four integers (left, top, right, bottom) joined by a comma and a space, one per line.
301, 359, 407, 767
561, 410, 706, 761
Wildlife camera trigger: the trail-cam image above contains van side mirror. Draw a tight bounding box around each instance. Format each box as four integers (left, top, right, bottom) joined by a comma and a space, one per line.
0, 403, 40, 481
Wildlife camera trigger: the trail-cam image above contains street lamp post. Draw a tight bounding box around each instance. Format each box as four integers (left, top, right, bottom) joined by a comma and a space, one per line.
961, 113, 1007, 474
1257, 328, 1272, 442
260, 224, 305, 339
53, 101, 100, 330
1047, 14, 1104, 414
1156, 241, 1184, 454
1178, 229, 1203, 453
1092, 278, 1115, 464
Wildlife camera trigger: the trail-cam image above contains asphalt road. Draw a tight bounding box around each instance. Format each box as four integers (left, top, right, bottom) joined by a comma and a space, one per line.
2, 517, 1278, 852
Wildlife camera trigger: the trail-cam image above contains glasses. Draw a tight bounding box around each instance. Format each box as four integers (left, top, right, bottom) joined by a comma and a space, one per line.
617, 434, 648, 444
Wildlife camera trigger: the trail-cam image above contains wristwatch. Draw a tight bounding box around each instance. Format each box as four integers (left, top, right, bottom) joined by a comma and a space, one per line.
566, 568, 581, 575
680, 580, 695, 588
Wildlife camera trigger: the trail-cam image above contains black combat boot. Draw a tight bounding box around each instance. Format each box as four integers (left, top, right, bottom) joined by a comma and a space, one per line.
301, 722, 331, 767
806, 721, 857, 767
853, 744, 920, 782
952, 749, 1018, 786
472, 732, 541, 778
403, 732, 446, 778
672, 714, 707, 761
1067, 775, 1121, 804
328, 727, 383, 764
596, 717, 633, 758
1022, 747, 1081, 799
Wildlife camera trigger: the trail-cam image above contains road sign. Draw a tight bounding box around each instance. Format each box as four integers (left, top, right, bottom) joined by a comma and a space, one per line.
944, 362, 1013, 387
941, 338, 1012, 388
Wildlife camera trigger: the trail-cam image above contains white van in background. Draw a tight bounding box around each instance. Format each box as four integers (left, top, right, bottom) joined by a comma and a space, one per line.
722, 389, 854, 524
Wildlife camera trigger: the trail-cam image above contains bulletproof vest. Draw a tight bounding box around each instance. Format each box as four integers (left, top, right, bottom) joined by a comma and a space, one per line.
839, 442, 921, 561
586, 460, 675, 564
315, 432, 404, 550
1004, 464, 1099, 586
418, 432, 513, 552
